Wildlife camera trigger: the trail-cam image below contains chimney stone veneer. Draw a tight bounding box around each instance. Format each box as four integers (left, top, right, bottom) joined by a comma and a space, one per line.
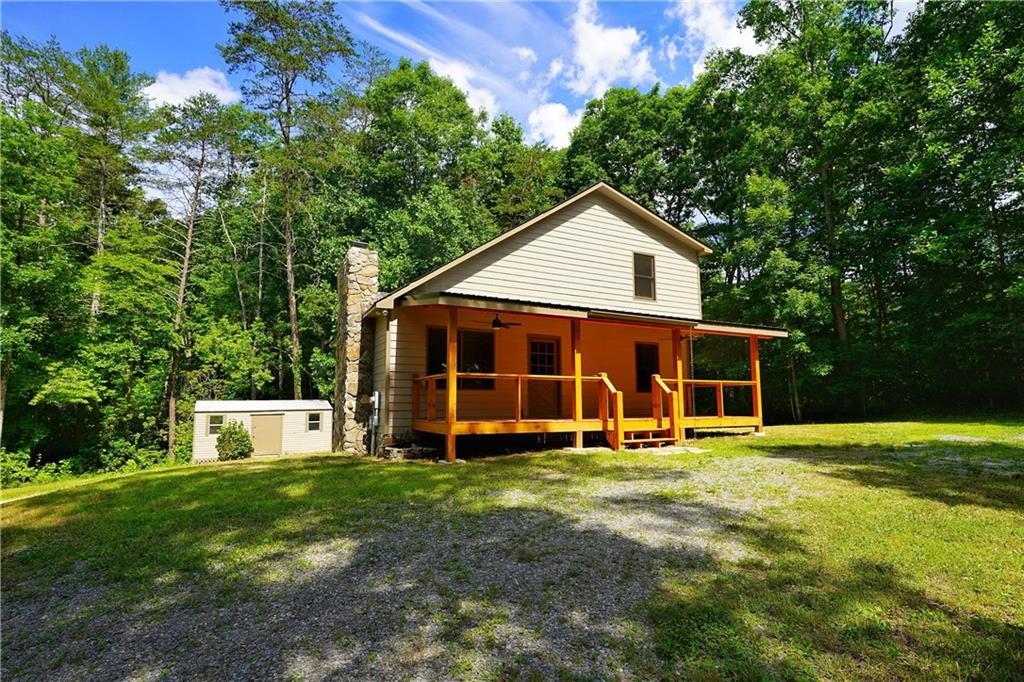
333, 242, 379, 454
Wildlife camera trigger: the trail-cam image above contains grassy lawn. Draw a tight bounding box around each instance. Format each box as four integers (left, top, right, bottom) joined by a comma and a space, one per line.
2, 420, 1022, 680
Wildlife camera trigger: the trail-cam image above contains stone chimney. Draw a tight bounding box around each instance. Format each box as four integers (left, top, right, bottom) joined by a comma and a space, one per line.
333, 242, 379, 454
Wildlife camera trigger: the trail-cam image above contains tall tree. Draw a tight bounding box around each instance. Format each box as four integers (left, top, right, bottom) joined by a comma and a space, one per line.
149, 94, 252, 457
64, 45, 153, 318
219, 0, 353, 399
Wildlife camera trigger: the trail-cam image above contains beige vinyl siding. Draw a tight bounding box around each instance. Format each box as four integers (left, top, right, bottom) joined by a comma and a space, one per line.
373, 315, 389, 434
192, 409, 332, 462
416, 194, 702, 318
389, 312, 421, 439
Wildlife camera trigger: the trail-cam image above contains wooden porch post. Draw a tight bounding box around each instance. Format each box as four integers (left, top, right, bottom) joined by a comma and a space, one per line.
445, 307, 458, 461
571, 318, 583, 448
672, 328, 684, 440
749, 336, 764, 433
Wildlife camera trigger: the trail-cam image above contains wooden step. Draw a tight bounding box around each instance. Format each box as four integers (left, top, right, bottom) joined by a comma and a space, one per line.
622, 437, 677, 448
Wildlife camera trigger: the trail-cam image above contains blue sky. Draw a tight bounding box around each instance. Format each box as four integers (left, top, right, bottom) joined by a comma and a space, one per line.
2, 1, 912, 147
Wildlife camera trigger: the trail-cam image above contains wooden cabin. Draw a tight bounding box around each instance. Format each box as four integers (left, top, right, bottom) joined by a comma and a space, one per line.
335, 182, 787, 461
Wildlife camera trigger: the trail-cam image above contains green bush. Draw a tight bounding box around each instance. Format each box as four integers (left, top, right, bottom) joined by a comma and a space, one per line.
216, 421, 253, 461
99, 438, 165, 472
1, 449, 36, 487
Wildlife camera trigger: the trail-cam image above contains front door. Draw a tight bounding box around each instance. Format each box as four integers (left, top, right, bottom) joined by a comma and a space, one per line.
527, 337, 562, 418
251, 414, 283, 456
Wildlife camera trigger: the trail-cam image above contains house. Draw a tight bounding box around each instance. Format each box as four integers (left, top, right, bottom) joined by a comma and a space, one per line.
192, 400, 333, 462
333, 182, 787, 461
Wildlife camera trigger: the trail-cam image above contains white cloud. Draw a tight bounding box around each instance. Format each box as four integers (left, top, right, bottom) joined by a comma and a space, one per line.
665, 0, 767, 80
526, 58, 566, 101
512, 46, 537, 63
527, 102, 583, 148
566, 0, 656, 98
144, 67, 240, 106
429, 58, 499, 115
352, 9, 503, 116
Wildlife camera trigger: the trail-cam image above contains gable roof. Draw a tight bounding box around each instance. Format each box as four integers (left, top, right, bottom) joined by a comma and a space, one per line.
374, 182, 711, 310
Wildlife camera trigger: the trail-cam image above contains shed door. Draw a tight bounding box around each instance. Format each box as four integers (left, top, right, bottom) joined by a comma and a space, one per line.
251, 414, 283, 456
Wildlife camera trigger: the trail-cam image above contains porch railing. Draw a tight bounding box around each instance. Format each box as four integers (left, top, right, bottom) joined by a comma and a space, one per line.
680, 379, 758, 419
412, 372, 605, 422
411, 371, 762, 446
651, 374, 679, 435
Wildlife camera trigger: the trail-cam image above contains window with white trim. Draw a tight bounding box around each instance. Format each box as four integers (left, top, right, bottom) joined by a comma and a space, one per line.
307, 412, 322, 432
633, 253, 656, 300
208, 414, 225, 435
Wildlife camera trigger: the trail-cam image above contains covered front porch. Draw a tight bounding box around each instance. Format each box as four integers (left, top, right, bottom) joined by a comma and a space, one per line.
403, 295, 784, 461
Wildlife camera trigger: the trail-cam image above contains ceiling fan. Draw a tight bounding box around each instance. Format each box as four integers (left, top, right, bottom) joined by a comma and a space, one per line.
489, 314, 521, 329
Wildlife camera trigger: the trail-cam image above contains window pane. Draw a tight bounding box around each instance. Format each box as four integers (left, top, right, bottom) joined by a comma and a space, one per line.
634, 276, 654, 299
633, 254, 656, 299
209, 415, 224, 434
308, 413, 321, 431
427, 328, 447, 375
635, 343, 660, 392
634, 253, 654, 277
459, 330, 495, 389
427, 327, 447, 388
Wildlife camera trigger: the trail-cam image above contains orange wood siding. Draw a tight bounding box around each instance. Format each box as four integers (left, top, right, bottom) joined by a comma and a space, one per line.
389, 306, 688, 436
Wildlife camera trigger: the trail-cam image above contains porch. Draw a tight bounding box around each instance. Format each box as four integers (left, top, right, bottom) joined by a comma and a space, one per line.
403, 299, 782, 461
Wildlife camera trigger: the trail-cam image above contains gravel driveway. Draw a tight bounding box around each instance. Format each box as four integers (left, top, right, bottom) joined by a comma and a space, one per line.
2, 454, 816, 680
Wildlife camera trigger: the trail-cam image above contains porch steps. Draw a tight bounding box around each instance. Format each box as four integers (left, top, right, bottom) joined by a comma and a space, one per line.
620, 429, 678, 449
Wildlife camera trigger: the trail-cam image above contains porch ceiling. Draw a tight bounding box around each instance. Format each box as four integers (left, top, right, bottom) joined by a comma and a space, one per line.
371, 291, 788, 339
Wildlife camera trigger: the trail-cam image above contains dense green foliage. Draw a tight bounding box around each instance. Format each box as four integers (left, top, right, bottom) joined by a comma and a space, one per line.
216, 420, 253, 461
1, 0, 1021, 480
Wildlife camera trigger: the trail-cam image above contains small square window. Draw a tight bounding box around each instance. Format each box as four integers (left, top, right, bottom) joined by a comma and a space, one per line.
633, 253, 656, 300
208, 415, 224, 435
307, 412, 321, 432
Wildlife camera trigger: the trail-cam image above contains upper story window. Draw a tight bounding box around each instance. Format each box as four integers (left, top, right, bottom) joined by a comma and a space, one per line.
307, 412, 322, 432
633, 253, 656, 300
208, 414, 224, 436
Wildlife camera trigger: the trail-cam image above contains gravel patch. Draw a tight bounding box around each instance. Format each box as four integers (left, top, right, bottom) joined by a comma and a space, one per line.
3, 457, 806, 681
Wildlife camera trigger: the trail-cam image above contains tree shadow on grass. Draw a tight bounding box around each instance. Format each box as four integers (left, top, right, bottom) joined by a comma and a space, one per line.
756, 441, 1024, 512
647, 511, 1024, 680
2, 454, 1022, 680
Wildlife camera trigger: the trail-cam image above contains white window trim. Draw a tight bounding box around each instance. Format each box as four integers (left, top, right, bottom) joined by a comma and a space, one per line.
307, 412, 322, 432
208, 414, 225, 436
633, 252, 657, 300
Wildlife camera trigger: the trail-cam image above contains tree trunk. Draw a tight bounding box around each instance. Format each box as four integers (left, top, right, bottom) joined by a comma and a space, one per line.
822, 170, 848, 343
0, 355, 10, 446
256, 172, 267, 321
282, 188, 303, 400
166, 150, 204, 459
90, 165, 107, 318
789, 357, 802, 423
219, 208, 257, 400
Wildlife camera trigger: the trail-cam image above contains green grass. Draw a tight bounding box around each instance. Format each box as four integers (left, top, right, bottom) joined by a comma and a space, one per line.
3, 419, 1022, 680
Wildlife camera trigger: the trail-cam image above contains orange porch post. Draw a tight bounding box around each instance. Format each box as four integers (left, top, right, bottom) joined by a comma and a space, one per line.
672, 328, 684, 441
749, 336, 764, 433
571, 319, 583, 447
445, 307, 458, 460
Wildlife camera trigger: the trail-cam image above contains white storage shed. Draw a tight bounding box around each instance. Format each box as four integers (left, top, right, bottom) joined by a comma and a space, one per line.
192, 400, 333, 462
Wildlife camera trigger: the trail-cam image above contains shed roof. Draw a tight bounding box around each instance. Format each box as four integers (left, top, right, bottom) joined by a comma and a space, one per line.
194, 400, 332, 413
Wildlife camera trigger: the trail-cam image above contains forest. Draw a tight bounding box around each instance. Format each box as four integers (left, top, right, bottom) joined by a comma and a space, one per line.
1, 0, 1021, 483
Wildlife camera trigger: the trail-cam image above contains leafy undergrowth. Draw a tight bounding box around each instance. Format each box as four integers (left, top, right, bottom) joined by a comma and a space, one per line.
2, 419, 1022, 680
